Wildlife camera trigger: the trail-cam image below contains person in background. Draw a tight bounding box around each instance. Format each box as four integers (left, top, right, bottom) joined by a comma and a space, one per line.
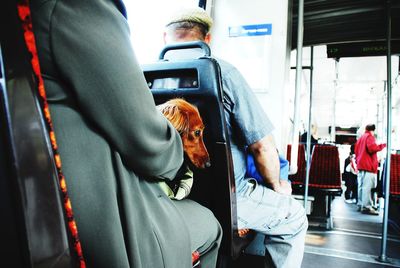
354, 124, 386, 215
163, 7, 308, 268
300, 124, 319, 153
31, 1, 222, 267
343, 144, 358, 204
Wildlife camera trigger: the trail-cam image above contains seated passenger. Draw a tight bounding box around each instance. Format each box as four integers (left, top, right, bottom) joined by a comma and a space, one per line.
163, 7, 308, 268
31, 1, 222, 267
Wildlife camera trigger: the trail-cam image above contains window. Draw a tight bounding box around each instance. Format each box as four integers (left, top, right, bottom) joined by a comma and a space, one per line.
124, 0, 199, 64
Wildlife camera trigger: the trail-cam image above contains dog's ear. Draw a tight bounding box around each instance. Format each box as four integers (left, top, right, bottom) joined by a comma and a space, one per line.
158, 102, 190, 136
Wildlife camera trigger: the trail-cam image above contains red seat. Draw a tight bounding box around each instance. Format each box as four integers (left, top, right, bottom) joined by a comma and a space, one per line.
309, 145, 342, 190
390, 154, 400, 196
287, 144, 307, 185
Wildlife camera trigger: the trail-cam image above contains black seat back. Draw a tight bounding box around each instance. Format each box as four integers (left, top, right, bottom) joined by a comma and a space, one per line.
1, 1, 79, 266
142, 42, 238, 257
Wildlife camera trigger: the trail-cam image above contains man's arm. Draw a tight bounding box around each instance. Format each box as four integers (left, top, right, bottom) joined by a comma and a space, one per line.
366, 136, 386, 154
248, 135, 292, 195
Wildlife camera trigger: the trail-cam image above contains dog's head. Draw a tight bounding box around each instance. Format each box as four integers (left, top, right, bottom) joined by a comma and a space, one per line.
158, 98, 211, 169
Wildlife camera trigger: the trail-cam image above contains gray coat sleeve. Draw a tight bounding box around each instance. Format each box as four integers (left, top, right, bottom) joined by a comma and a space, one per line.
49, 0, 183, 179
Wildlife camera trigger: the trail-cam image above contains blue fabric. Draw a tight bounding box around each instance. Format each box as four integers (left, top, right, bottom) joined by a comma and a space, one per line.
246, 154, 289, 184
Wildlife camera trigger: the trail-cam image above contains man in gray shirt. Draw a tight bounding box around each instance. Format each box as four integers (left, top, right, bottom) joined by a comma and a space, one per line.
164, 7, 308, 268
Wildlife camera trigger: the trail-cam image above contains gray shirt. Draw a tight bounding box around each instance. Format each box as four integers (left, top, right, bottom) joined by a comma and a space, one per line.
217, 59, 274, 192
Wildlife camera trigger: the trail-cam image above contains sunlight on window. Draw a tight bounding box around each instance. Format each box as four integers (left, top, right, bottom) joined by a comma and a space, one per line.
124, 0, 199, 64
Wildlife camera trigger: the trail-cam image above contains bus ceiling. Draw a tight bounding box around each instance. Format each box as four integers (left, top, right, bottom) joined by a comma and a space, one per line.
291, 0, 400, 52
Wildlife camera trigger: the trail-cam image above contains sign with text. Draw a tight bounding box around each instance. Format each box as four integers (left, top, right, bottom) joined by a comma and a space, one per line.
229, 24, 272, 37
327, 41, 400, 58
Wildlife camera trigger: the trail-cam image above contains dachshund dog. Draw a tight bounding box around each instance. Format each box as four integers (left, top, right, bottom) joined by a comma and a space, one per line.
158, 99, 251, 238
157, 98, 210, 200
158, 98, 210, 169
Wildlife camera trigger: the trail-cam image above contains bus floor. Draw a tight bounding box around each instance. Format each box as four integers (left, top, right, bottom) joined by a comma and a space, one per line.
232, 194, 400, 268
302, 195, 400, 268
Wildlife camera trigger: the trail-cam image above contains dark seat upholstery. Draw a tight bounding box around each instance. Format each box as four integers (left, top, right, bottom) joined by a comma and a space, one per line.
142, 41, 242, 260
1, 1, 79, 266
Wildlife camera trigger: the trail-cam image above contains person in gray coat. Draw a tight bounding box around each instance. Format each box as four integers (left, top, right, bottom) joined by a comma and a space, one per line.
30, 0, 222, 267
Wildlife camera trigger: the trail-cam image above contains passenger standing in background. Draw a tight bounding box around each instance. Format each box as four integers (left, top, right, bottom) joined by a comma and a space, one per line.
343, 144, 358, 204
31, 1, 222, 267
163, 7, 308, 268
355, 124, 386, 215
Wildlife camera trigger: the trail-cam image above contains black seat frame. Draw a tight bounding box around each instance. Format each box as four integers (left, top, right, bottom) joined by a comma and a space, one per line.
142, 44, 240, 259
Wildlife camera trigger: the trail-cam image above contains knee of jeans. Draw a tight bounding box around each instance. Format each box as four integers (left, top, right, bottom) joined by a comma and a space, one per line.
299, 210, 308, 233
292, 199, 308, 232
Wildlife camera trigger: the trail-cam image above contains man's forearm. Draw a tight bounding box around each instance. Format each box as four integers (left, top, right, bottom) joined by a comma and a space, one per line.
248, 135, 280, 187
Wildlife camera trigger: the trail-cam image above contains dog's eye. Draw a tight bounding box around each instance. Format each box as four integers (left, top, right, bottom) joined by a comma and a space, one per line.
194, 130, 201, 137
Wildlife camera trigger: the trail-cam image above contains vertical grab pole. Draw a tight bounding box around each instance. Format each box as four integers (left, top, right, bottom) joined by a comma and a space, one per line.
332, 59, 339, 142
290, 0, 304, 182
304, 46, 314, 209
378, 0, 392, 263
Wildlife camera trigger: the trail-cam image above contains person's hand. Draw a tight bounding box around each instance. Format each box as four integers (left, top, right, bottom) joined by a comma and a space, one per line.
271, 180, 292, 195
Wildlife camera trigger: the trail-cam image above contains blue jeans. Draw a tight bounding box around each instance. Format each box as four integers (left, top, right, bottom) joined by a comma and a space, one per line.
237, 179, 308, 268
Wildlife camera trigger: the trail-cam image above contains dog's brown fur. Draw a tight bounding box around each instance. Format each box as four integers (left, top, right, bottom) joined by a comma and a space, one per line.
158, 98, 210, 169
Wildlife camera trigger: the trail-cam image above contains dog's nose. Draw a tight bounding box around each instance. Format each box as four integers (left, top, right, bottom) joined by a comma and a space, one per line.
205, 161, 211, 168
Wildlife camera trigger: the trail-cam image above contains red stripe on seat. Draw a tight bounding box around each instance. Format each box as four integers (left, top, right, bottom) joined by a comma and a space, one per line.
16, 1, 86, 267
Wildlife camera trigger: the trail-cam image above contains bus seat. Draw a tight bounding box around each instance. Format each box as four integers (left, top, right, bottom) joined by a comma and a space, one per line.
142, 41, 245, 261
308, 145, 342, 229
390, 154, 400, 196
309, 145, 342, 192
1, 1, 80, 266
389, 154, 400, 233
287, 144, 307, 190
